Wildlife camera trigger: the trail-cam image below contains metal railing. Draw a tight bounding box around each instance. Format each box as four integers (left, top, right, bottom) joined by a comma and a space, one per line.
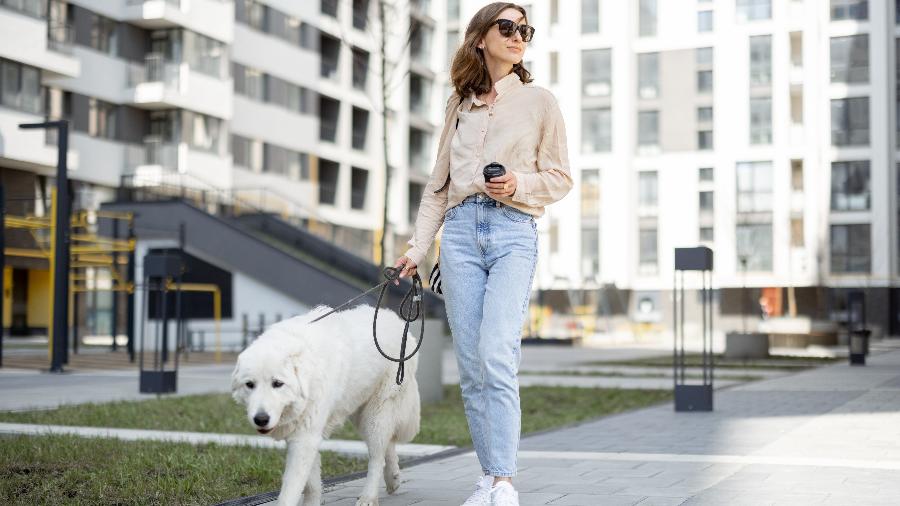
47, 24, 74, 54
127, 53, 181, 88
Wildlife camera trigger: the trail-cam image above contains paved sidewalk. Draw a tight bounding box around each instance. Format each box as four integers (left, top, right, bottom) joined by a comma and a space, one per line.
278, 344, 900, 505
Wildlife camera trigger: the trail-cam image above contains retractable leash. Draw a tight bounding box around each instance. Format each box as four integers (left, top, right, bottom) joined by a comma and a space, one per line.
308, 266, 424, 386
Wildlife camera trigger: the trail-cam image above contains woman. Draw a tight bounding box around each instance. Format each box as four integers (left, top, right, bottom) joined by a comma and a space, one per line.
394, 3, 572, 505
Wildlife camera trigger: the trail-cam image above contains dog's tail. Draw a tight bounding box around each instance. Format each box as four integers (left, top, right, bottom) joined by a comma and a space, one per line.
392, 375, 421, 444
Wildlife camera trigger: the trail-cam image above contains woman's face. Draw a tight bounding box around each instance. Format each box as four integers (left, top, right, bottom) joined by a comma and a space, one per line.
479, 8, 527, 69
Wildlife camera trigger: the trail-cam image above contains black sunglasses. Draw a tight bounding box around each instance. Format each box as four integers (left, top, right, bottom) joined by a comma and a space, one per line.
491, 19, 535, 42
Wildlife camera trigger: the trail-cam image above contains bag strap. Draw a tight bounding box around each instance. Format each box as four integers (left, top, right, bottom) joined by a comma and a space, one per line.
433, 95, 464, 194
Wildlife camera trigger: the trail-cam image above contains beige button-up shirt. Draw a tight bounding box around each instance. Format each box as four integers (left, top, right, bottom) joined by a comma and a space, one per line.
403, 72, 573, 267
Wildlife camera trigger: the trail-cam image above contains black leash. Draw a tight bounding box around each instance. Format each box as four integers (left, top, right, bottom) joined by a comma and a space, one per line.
309, 266, 424, 385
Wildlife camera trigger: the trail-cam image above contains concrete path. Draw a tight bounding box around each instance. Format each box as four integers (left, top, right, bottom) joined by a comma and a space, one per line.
273, 343, 900, 505
0, 422, 452, 459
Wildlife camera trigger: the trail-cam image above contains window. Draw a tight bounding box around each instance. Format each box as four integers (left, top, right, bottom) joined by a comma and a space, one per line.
736, 0, 771, 21
638, 171, 658, 207
830, 35, 868, 83
698, 130, 713, 150
408, 182, 424, 224
736, 224, 773, 271
352, 47, 369, 90
2, 0, 46, 17
696, 47, 713, 67
320, 33, 340, 80
89, 13, 117, 55
698, 10, 714, 32
581, 169, 601, 278
236, 1, 313, 49
321, 0, 339, 18
447, 30, 459, 66
639, 223, 658, 268
352, 0, 369, 30
582, 108, 611, 152
582, 49, 611, 97
750, 97, 772, 145
791, 160, 804, 191
582, 0, 600, 33
638, 111, 659, 148
409, 127, 431, 173
700, 226, 714, 242
791, 216, 804, 247
183, 31, 227, 79
318, 158, 339, 205
550, 52, 559, 85
410, 20, 433, 66
638, 52, 659, 99
0, 59, 43, 114
831, 97, 869, 146
750, 35, 772, 86
830, 0, 867, 20
236, 0, 266, 30
831, 160, 870, 211
581, 169, 601, 218
352, 107, 369, 151
409, 73, 431, 117
698, 106, 713, 123
447, 0, 460, 21
265, 144, 309, 180
551, 0, 559, 24
267, 75, 309, 113
319, 95, 340, 142
831, 224, 870, 273
697, 70, 713, 93
87, 98, 116, 139
231, 134, 263, 172
699, 191, 714, 211
699, 167, 714, 182
185, 111, 223, 153
639, 0, 657, 37
233, 63, 263, 101
736, 161, 773, 213
350, 167, 368, 209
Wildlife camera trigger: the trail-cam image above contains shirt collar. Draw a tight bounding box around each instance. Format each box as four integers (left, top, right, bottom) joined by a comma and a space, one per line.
470, 72, 522, 107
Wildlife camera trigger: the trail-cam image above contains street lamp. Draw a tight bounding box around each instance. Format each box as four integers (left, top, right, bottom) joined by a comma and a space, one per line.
19, 120, 70, 373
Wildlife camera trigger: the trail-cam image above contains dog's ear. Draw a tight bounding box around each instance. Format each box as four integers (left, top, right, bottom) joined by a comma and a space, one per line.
287, 352, 308, 402
230, 357, 245, 402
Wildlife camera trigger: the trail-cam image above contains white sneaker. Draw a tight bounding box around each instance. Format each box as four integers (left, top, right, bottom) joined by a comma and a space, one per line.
461, 474, 493, 505
490, 481, 519, 506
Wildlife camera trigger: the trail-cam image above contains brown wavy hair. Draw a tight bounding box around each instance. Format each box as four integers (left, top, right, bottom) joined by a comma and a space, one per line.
449, 2, 533, 100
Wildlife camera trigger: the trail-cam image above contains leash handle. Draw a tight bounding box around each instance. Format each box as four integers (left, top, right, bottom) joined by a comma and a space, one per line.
372, 267, 425, 385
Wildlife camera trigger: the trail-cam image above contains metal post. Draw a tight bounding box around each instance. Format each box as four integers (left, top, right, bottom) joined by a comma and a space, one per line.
111, 219, 119, 351
20, 120, 70, 372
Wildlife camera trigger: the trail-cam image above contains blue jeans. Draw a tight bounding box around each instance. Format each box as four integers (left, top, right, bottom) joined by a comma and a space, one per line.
439, 192, 538, 478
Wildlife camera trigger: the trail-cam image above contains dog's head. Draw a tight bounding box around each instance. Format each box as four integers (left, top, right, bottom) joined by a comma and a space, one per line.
231, 335, 309, 435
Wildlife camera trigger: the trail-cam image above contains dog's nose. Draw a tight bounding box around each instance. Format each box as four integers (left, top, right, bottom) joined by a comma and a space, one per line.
253, 413, 270, 427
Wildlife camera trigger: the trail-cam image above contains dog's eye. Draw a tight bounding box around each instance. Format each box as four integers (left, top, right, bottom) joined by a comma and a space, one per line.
272, 380, 284, 388
245, 381, 255, 389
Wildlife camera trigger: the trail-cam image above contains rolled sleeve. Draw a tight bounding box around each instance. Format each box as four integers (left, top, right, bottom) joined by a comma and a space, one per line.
510, 94, 573, 207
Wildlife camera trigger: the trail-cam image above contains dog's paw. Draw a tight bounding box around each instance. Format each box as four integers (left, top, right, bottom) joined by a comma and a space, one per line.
355, 496, 379, 506
385, 472, 401, 494
301, 494, 322, 506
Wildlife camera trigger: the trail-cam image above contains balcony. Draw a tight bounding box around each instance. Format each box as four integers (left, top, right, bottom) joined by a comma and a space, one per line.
126, 54, 232, 119
123, 0, 233, 43
0, 8, 79, 77
125, 138, 180, 173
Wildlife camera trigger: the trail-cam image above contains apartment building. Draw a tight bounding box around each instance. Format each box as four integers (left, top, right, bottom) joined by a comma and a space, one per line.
453, 0, 900, 339
0, 0, 445, 337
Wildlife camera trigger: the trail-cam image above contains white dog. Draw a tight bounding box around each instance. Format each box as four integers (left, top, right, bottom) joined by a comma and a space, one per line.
231, 303, 422, 506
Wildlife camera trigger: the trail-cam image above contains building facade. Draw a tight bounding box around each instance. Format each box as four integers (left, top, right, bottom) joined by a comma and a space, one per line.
0, 0, 445, 337
453, 0, 900, 340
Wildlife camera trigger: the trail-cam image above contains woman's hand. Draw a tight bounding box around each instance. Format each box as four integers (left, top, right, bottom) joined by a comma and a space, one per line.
393, 256, 417, 285
485, 171, 517, 199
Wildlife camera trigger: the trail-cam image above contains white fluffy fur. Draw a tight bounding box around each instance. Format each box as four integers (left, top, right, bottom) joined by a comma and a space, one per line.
231, 304, 421, 506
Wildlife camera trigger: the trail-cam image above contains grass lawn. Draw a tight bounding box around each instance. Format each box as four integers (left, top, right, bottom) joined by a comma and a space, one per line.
0, 385, 672, 448
581, 353, 843, 370
0, 434, 365, 506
